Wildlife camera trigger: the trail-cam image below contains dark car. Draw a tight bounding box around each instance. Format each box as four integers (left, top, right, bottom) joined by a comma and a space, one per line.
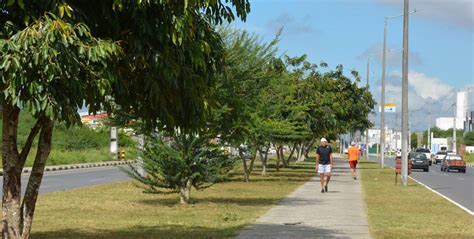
409, 152, 429, 172
434, 151, 447, 164
415, 148, 432, 166
441, 155, 467, 173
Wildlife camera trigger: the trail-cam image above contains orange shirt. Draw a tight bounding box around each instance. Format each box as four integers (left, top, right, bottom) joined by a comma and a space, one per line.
348, 146, 359, 161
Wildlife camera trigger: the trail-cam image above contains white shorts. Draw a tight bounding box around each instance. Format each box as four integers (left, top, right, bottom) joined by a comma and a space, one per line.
318, 164, 331, 174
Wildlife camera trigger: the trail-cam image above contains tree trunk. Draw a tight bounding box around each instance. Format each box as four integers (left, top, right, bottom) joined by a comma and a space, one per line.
179, 179, 192, 205
281, 146, 288, 168
276, 146, 282, 172
2, 105, 22, 239
259, 147, 269, 175
286, 144, 297, 166
2, 102, 52, 239
20, 119, 54, 237
239, 148, 250, 182
304, 140, 315, 159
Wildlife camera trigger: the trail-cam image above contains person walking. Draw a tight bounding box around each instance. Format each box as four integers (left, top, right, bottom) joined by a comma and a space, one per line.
348, 142, 360, 180
316, 138, 333, 193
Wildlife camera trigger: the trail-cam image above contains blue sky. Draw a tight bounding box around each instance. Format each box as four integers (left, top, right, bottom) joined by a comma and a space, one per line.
235, 0, 473, 131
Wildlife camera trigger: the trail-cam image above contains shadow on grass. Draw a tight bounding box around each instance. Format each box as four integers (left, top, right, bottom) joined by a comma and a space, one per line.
32, 223, 349, 239
139, 196, 283, 207
32, 224, 241, 239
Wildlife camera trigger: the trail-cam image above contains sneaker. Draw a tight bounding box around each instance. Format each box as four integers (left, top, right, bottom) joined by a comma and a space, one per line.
321, 189, 325, 193
324, 185, 328, 192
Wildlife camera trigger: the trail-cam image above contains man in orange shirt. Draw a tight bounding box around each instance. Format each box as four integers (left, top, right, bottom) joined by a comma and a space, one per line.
348, 142, 360, 180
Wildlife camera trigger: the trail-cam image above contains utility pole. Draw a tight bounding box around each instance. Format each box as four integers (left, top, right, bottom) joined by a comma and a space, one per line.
395, 112, 399, 150
428, 104, 431, 150
453, 98, 457, 153
380, 16, 388, 169
366, 57, 370, 159
401, 0, 410, 186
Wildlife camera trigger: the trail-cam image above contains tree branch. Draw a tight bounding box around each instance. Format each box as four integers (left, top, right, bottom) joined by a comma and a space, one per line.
19, 119, 43, 167
20, 119, 54, 237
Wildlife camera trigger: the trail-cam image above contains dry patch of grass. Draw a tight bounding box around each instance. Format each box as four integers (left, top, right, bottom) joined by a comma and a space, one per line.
30, 160, 316, 238
360, 160, 474, 238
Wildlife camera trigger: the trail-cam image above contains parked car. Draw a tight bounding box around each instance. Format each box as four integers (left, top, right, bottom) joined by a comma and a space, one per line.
409, 152, 429, 172
415, 148, 432, 166
433, 151, 447, 164
440, 155, 467, 173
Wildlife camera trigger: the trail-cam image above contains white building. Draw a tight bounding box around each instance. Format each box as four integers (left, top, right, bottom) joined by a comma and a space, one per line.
435, 91, 469, 130
430, 137, 449, 153
435, 117, 464, 130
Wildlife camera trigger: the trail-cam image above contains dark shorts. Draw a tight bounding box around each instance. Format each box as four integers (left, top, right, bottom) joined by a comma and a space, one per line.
349, 160, 358, 169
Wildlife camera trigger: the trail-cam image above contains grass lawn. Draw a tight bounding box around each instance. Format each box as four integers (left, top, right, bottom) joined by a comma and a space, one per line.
29, 160, 315, 238
464, 154, 474, 163
360, 160, 474, 238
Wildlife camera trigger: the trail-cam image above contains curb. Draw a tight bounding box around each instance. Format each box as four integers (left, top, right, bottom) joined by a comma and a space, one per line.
0, 160, 134, 176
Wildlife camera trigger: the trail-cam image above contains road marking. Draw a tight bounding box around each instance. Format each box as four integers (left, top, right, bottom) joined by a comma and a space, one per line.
408, 176, 474, 216
458, 178, 465, 181
377, 159, 474, 216
90, 178, 105, 182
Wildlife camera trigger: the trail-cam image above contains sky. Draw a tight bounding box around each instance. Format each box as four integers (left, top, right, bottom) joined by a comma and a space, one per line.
234, 0, 474, 131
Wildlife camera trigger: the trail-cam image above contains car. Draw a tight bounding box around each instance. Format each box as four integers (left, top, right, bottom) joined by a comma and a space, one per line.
415, 148, 432, 166
433, 151, 447, 164
440, 155, 467, 173
409, 152, 429, 172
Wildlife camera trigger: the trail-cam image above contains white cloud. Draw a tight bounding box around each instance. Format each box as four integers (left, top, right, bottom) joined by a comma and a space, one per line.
408, 71, 453, 100
370, 71, 461, 131
376, 0, 473, 31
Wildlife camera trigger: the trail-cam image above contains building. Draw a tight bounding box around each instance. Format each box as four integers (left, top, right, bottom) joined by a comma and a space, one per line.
435, 117, 464, 130
435, 91, 469, 130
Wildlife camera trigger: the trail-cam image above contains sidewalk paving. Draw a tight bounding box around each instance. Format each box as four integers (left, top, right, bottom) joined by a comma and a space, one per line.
236, 157, 371, 239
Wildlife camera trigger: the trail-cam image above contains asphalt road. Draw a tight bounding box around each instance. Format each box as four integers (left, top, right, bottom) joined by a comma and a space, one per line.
0, 166, 131, 197
369, 155, 474, 213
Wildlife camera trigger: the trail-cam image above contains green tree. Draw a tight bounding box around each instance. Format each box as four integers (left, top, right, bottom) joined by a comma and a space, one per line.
0, 1, 250, 237
411, 132, 418, 149
463, 131, 474, 146
210, 28, 281, 181
126, 133, 235, 205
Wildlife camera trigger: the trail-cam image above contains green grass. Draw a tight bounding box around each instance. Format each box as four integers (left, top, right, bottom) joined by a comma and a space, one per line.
360, 160, 474, 238
464, 154, 474, 163
27, 160, 315, 238
0, 112, 138, 167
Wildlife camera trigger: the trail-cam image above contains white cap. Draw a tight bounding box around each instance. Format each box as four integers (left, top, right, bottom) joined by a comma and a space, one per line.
351, 142, 356, 146
320, 138, 328, 142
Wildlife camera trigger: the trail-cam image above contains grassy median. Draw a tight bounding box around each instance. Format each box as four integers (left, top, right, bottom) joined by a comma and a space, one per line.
29, 160, 315, 238
360, 160, 474, 238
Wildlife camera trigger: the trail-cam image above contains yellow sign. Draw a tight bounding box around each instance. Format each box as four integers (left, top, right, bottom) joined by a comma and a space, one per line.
384, 103, 396, 107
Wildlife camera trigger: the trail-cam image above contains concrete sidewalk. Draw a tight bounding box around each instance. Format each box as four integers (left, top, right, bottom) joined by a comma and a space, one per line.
236, 157, 371, 239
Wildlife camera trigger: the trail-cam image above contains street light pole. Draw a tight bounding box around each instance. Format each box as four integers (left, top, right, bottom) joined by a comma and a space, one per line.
380, 9, 418, 170
453, 99, 457, 153
366, 57, 370, 159
428, 104, 431, 150
401, 0, 410, 186
380, 17, 388, 169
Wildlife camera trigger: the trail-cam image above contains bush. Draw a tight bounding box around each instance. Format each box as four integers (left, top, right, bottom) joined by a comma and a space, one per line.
125, 133, 237, 204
